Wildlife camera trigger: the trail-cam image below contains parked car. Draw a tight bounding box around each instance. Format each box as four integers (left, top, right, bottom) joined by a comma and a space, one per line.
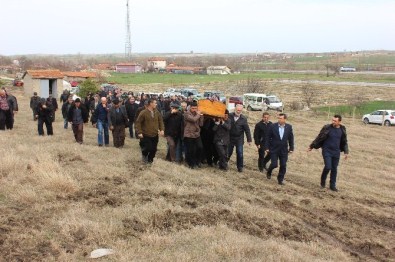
163, 88, 181, 97
362, 110, 395, 126
180, 88, 202, 99
203, 91, 226, 103
228, 96, 243, 105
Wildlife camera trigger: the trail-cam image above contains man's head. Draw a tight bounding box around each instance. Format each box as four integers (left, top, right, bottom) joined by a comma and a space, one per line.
262, 112, 270, 122
235, 104, 243, 116
170, 101, 179, 111
189, 101, 198, 113
332, 114, 342, 127
181, 101, 188, 111
112, 98, 120, 108
129, 96, 135, 103
277, 113, 287, 126
68, 96, 73, 104
224, 109, 229, 120
101, 97, 107, 104
0, 90, 5, 97
75, 98, 81, 107
147, 98, 157, 110
33, 92, 38, 96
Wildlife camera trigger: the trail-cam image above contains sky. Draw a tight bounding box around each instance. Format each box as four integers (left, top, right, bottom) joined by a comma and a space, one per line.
0, 0, 394, 55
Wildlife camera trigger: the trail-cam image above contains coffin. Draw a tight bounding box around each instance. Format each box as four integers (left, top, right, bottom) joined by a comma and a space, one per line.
198, 99, 226, 118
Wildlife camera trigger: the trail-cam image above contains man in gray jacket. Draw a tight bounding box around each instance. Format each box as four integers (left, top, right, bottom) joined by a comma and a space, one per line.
228, 104, 252, 172
108, 98, 128, 148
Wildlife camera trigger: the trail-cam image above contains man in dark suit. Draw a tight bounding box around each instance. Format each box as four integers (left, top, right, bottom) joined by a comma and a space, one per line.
265, 113, 294, 185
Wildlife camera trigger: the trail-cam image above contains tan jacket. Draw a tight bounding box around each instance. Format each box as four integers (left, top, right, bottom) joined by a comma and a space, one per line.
183, 110, 203, 138
135, 108, 164, 137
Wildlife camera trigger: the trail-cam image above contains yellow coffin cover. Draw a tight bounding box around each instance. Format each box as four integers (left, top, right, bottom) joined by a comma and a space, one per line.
198, 99, 226, 118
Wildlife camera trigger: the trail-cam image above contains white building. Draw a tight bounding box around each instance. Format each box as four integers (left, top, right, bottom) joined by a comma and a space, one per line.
206, 66, 231, 75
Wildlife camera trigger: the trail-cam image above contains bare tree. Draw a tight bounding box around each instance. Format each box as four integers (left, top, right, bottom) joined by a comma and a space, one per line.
325, 64, 339, 77
300, 82, 318, 109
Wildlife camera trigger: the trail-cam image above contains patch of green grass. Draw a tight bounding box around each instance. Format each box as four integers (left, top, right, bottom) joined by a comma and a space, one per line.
108, 72, 395, 85
315, 101, 395, 117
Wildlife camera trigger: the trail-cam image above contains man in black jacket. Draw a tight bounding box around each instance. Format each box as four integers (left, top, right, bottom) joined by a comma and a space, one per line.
125, 96, 139, 138
265, 113, 294, 185
35, 98, 54, 136
163, 101, 183, 162
30, 92, 40, 120
62, 96, 74, 129
308, 115, 349, 192
213, 109, 231, 171
67, 98, 89, 144
254, 112, 272, 172
228, 104, 252, 172
108, 98, 128, 148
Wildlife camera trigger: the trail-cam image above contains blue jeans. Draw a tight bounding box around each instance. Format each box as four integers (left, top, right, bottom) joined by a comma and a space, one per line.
228, 142, 244, 170
97, 120, 109, 145
321, 152, 340, 188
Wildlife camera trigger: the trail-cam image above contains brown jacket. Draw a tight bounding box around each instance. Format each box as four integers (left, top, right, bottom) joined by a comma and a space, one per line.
135, 108, 164, 137
183, 110, 204, 138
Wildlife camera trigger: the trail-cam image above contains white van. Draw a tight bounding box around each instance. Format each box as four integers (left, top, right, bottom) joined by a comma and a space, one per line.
243, 93, 283, 111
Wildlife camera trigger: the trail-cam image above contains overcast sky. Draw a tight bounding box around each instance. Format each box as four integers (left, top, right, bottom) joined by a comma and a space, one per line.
0, 0, 394, 55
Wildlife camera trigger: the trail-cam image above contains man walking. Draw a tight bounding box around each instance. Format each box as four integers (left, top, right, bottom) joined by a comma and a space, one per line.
308, 115, 349, 192
125, 96, 139, 138
254, 112, 273, 172
67, 98, 89, 144
0, 89, 10, 131
163, 101, 183, 162
265, 113, 294, 185
35, 98, 54, 136
62, 96, 74, 129
30, 92, 40, 121
228, 104, 252, 172
183, 101, 204, 169
135, 98, 164, 163
108, 98, 128, 148
92, 97, 110, 147
213, 109, 231, 171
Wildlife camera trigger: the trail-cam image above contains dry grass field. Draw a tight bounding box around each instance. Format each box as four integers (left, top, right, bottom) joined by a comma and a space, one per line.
0, 87, 394, 261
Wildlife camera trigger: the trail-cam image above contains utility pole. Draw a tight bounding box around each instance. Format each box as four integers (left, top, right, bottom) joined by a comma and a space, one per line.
125, 0, 132, 61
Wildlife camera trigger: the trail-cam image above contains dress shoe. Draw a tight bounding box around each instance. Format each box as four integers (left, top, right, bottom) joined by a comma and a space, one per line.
330, 186, 338, 192
266, 172, 272, 179
237, 168, 243, 173
320, 181, 326, 188
278, 180, 284, 185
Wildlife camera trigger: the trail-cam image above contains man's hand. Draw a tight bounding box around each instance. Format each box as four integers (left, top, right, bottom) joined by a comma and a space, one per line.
109, 125, 114, 131
256, 145, 260, 149
138, 134, 143, 139
159, 130, 164, 136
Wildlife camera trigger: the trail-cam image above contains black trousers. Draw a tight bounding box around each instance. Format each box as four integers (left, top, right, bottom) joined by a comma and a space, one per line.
72, 123, 84, 143
38, 117, 53, 135
267, 152, 288, 182
139, 135, 159, 163
112, 124, 126, 148
184, 137, 203, 168
0, 109, 7, 130
258, 147, 271, 171
215, 142, 228, 170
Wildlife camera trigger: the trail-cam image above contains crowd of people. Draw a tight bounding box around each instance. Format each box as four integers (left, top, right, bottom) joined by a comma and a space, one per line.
2, 85, 350, 191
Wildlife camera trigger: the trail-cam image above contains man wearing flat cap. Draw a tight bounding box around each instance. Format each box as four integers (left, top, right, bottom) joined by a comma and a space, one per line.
67, 98, 89, 144
108, 98, 128, 148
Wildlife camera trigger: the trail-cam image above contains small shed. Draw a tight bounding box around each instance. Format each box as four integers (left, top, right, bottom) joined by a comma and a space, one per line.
206, 66, 231, 75
22, 70, 64, 98
115, 63, 142, 73
62, 71, 97, 83
147, 58, 167, 71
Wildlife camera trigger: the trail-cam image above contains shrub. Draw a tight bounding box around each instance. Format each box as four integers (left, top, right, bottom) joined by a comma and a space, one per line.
78, 79, 99, 98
